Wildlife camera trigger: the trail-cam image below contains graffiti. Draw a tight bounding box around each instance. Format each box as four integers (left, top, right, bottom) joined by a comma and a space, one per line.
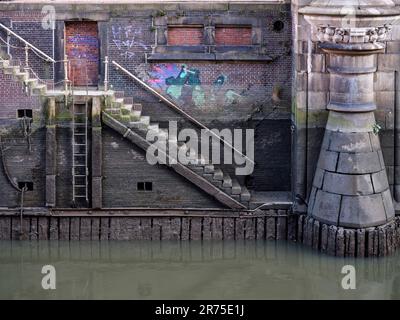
147, 64, 243, 108
111, 25, 148, 59
67, 35, 99, 46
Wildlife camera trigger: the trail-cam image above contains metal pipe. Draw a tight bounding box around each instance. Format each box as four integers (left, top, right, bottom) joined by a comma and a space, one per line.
0, 23, 55, 62
104, 55, 109, 91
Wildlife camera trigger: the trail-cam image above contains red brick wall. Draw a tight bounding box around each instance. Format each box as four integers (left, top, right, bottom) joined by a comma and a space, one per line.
215, 26, 252, 45
65, 21, 99, 86
167, 26, 203, 45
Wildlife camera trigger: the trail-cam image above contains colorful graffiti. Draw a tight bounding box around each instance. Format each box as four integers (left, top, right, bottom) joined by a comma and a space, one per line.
111, 25, 148, 59
147, 64, 243, 108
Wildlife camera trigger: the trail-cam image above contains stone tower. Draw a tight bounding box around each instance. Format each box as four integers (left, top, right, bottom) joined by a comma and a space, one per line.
299, 0, 400, 256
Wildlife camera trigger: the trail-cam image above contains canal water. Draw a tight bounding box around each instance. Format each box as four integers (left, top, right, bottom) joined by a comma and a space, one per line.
0, 240, 399, 299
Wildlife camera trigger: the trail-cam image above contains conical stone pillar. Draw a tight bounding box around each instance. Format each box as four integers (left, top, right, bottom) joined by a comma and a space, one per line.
308, 53, 395, 229
299, 0, 400, 256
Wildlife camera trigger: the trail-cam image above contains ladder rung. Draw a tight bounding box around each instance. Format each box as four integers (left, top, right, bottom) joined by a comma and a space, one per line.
74, 133, 86, 136
74, 195, 87, 198
75, 185, 86, 187
74, 113, 86, 115
74, 175, 86, 177
74, 144, 86, 146
74, 164, 86, 167
74, 153, 86, 156
74, 124, 86, 126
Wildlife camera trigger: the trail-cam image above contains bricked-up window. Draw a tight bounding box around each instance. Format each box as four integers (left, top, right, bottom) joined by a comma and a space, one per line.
215, 25, 252, 45
17, 109, 33, 118
167, 26, 204, 45
137, 182, 153, 191
18, 182, 33, 191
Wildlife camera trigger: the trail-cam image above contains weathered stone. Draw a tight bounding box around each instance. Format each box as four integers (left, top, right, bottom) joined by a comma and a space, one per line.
317, 150, 338, 171
312, 190, 341, 225
336, 152, 382, 174
326, 111, 375, 133
382, 189, 395, 221
323, 172, 374, 196
374, 71, 395, 91
312, 169, 325, 189
371, 169, 389, 193
320, 223, 328, 253
329, 131, 372, 153
339, 194, 387, 228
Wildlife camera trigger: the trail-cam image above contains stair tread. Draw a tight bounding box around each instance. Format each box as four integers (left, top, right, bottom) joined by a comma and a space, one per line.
231, 179, 242, 195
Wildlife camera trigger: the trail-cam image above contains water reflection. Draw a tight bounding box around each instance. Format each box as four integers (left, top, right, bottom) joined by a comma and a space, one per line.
0, 240, 399, 299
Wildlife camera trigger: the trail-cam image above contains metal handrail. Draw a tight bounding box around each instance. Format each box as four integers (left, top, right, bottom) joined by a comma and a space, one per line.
0, 23, 55, 63
111, 60, 255, 166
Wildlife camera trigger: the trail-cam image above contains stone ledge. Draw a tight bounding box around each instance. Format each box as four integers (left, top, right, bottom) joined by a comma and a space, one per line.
147, 52, 273, 62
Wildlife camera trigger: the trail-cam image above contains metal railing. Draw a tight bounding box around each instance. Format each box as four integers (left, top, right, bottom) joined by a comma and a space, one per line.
0, 23, 55, 63
111, 60, 255, 166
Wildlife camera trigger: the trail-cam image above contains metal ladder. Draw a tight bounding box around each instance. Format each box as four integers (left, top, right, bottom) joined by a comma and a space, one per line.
72, 95, 89, 206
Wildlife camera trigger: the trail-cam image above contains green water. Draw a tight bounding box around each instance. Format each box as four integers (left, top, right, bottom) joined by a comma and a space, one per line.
0, 240, 399, 299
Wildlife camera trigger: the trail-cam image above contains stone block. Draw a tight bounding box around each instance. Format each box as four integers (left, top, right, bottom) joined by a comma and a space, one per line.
390, 25, 400, 41
374, 72, 395, 91
371, 170, 389, 193
337, 151, 382, 174
329, 131, 372, 153
312, 168, 325, 189
339, 194, 387, 228
311, 54, 326, 73
387, 41, 400, 53
312, 190, 341, 225
323, 172, 374, 196
376, 91, 395, 109
308, 92, 328, 110
382, 189, 395, 221
369, 132, 381, 151
326, 111, 375, 133
317, 150, 338, 171
377, 53, 400, 71
309, 72, 329, 92
296, 54, 307, 72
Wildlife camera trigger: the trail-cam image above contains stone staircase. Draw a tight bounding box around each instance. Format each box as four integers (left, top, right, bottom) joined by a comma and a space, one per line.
102, 90, 251, 209
0, 56, 252, 209
0, 58, 48, 96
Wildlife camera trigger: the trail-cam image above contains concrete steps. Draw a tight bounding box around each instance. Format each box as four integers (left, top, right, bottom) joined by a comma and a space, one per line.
0, 58, 47, 96
101, 81, 252, 207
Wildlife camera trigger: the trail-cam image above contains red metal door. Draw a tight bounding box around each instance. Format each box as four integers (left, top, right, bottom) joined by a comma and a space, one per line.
65, 21, 99, 86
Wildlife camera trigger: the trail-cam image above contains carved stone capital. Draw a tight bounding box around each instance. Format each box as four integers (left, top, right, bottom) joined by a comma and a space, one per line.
316, 24, 392, 44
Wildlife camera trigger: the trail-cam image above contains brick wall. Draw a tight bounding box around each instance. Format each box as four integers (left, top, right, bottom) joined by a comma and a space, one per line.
215, 26, 252, 45
167, 26, 203, 45
65, 21, 99, 86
